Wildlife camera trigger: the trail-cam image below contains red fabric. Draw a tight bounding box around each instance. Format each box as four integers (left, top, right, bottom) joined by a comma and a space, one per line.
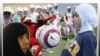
21, 17, 42, 56
21, 17, 37, 38
21, 15, 53, 56
51, 15, 56, 21
66, 16, 68, 21
44, 15, 56, 23
33, 45, 42, 56
30, 37, 40, 47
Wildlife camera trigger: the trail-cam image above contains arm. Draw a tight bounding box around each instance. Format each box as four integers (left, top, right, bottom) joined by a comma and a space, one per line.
61, 39, 80, 56
64, 16, 69, 27
21, 17, 37, 24
61, 49, 72, 56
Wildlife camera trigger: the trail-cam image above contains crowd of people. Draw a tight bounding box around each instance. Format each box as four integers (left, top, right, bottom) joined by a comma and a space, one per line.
3, 3, 77, 37
3, 3, 98, 56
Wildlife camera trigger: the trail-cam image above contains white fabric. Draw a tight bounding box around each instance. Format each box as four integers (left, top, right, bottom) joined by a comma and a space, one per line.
3, 7, 13, 26
35, 5, 41, 10
42, 5, 47, 10
52, 9, 61, 27
66, 13, 73, 25
31, 12, 39, 23
23, 7, 29, 11
23, 12, 38, 23
23, 17, 31, 22
30, 4, 35, 8
47, 4, 53, 8
3, 18, 12, 27
16, 7, 23, 12
3, 7, 13, 14
75, 4, 98, 33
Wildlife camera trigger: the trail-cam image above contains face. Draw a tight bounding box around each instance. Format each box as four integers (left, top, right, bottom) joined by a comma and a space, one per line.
17, 11, 23, 16
23, 11, 28, 16
67, 8, 71, 12
3, 11, 11, 19
30, 8, 35, 12
36, 8, 41, 13
73, 12, 81, 28
18, 33, 29, 54
48, 8, 52, 12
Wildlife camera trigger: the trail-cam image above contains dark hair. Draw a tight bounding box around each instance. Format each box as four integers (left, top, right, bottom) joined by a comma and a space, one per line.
72, 11, 79, 18
3, 22, 32, 56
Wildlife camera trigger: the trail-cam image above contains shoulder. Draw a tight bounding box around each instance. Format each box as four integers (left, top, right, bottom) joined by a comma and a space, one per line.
77, 31, 96, 41
79, 31, 94, 37
79, 31, 96, 42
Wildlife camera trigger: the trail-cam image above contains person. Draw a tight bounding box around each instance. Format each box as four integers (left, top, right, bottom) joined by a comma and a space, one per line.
13, 7, 23, 22
29, 4, 35, 17
46, 4, 58, 26
47, 4, 53, 15
23, 7, 31, 17
3, 7, 13, 27
52, 3, 61, 27
63, 6, 76, 39
21, 8, 56, 56
61, 4, 98, 56
3, 22, 32, 56
21, 12, 43, 56
40, 5, 48, 19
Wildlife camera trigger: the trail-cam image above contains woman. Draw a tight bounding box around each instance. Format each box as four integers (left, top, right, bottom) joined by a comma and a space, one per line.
3, 7, 13, 27
12, 7, 23, 22
3, 22, 32, 56
23, 7, 31, 17
61, 4, 98, 56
